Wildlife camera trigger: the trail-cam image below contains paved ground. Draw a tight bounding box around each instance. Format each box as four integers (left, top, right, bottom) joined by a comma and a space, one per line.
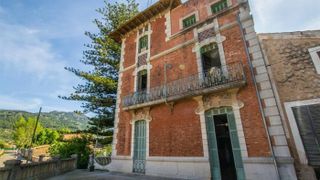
47, 169, 181, 180
0, 152, 16, 167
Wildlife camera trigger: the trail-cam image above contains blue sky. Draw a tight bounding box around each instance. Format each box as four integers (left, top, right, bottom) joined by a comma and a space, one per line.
0, 0, 319, 113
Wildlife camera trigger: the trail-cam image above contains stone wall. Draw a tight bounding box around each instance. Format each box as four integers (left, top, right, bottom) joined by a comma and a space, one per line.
259, 30, 320, 180
0, 155, 77, 180
260, 32, 320, 102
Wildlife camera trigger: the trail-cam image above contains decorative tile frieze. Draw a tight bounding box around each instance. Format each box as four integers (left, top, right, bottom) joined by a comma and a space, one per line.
137, 53, 148, 67
198, 28, 215, 42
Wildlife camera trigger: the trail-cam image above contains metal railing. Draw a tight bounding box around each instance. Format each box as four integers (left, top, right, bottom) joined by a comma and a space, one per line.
123, 62, 246, 108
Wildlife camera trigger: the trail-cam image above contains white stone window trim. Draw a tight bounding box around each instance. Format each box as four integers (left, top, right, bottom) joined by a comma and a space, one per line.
193, 92, 248, 159
130, 120, 151, 159
134, 23, 152, 93
207, 0, 232, 16
179, 11, 199, 30
308, 46, 320, 74
111, 38, 126, 157
284, 98, 320, 165
193, 18, 227, 78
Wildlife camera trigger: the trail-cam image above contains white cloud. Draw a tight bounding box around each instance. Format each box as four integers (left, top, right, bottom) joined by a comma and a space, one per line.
0, 20, 69, 80
0, 95, 42, 112
249, 0, 285, 32
302, 16, 320, 31
250, 0, 320, 33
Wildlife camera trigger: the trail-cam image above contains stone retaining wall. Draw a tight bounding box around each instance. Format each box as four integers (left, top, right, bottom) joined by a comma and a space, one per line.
0, 155, 77, 180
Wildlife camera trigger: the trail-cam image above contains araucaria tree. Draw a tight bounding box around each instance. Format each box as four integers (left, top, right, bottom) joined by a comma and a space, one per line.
60, 0, 139, 135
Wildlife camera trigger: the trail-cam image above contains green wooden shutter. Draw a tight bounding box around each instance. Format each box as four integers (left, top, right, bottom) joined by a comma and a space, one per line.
183, 14, 196, 28
205, 111, 221, 180
139, 35, 148, 53
227, 112, 246, 180
292, 104, 320, 166
211, 0, 228, 14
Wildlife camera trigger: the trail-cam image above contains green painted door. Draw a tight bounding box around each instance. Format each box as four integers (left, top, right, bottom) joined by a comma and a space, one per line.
205, 107, 245, 180
133, 120, 146, 174
206, 111, 221, 180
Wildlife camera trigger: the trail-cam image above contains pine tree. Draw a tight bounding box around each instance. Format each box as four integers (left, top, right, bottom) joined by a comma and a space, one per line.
60, 0, 139, 135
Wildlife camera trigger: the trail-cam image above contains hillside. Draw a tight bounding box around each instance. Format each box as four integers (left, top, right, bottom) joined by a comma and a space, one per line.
0, 110, 89, 141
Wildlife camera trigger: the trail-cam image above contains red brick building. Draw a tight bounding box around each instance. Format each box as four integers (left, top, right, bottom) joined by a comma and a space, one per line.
107, 0, 296, 179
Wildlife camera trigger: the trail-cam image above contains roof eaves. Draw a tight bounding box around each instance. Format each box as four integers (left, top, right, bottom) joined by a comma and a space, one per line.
109, 0, 181, 43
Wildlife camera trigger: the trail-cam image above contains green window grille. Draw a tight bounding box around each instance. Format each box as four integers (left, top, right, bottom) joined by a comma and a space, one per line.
211, 0, 228, 14
200, 43, 218, 54
139, 35, 148, 53
183, 14, 196, 29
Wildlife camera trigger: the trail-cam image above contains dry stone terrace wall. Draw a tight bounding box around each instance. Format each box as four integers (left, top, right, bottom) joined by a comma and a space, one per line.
0, 156, 77, 180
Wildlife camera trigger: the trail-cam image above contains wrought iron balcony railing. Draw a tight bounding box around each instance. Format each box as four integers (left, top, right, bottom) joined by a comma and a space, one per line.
122, 62, 246, 109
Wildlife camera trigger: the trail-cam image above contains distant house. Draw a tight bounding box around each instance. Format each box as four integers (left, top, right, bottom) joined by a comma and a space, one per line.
106, 0, 296, 179
259, 30, 320, 180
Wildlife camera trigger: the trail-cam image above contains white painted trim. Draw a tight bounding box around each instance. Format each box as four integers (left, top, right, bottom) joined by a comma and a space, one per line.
193, 18, 227, 79
284, 98, 320, 165
147, 156, 208, 162
112, 38, 126, 157
164, 10, 172, 41
130, 119, 151, 159
179, 11, 199, 30
308, 46, 320, 74
134, 23, 152, 93
194, 96, 210, 158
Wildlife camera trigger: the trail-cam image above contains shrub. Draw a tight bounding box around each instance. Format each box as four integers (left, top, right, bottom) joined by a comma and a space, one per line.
49, 136, 92, 169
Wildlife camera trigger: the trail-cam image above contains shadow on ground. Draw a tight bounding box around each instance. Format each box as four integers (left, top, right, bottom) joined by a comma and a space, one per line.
47, 169, 182, 180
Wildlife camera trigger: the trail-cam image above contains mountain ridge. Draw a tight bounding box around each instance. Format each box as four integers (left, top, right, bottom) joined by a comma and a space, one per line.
0, 110, 89, 141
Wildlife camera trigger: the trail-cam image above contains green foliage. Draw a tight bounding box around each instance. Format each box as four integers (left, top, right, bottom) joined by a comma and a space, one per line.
0, 110, 89, 142
35, 128, 61, 145
13, 116, 43, 148
96, 144, 112, 157
60, 0, 139, 135
0, 110, 89, 131
0, 140, 11, 149
58, 128, 72, 134
12, 115, 62, 148
49, 136, 93, 169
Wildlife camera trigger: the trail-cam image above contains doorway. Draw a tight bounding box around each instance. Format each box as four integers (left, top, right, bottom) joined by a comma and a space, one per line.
205, 107, 245, 180
215, 114, 237, 180
132, 120, 146, 174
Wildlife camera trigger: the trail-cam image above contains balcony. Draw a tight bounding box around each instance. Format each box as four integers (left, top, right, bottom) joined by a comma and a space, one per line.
122, 62, 246, 110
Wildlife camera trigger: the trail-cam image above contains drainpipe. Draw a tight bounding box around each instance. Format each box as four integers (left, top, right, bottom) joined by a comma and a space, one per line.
237, 12, 281, 180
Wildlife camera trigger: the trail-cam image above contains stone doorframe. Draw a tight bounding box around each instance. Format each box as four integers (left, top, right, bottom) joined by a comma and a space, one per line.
129, 107, 152, 159
193, 88, 248, 158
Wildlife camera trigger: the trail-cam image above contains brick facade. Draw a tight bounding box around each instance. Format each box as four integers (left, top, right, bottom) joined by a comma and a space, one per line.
108, 0, 297, 179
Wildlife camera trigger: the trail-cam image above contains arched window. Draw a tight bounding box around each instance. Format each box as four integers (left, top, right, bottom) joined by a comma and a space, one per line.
201, 43, 221, 72
137, 70, 148, 92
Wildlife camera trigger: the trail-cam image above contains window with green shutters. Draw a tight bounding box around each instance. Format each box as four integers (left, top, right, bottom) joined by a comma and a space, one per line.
183, 14, 196, 29
139, 35, 148, 53
211, 0, 228, 14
